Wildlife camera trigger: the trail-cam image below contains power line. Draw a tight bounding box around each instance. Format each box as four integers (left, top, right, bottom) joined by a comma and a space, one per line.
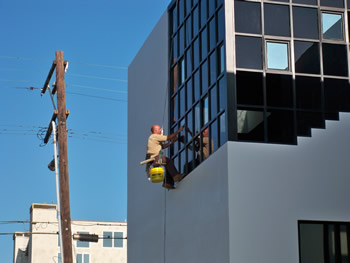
67, 73, 127, 82
67, 83, 127, 94
66, 91, 127, 102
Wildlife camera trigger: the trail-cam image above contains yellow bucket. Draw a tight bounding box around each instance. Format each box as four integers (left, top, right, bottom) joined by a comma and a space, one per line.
150, 167, 164, 183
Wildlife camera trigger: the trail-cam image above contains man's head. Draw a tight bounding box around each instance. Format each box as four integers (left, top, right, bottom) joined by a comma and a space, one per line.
151, 125, 162, 134
202, 128, 209, 137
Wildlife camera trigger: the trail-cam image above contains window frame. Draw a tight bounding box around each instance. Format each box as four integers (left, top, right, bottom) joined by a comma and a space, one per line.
265, 40, 291, 72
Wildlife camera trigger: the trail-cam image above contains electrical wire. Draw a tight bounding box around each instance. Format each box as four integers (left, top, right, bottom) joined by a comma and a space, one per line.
66, 91, 127, 102
67, 83, 127, 94
67, 73, 127, 82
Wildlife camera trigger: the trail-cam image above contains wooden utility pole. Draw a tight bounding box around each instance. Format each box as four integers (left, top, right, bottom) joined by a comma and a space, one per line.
56, 51, 73, 263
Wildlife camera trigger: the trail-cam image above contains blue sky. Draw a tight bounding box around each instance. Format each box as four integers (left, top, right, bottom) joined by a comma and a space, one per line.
0, 0, 170, 261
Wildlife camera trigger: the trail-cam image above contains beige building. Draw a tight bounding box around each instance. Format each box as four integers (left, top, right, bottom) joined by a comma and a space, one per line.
13, 203, 127, 263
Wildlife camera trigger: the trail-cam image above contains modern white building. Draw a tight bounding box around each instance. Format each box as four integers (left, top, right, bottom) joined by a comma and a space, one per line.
128, 0, 350, 262
13, 203, 127, 263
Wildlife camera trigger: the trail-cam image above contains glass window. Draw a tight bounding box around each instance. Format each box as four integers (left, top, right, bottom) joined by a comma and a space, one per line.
294, 41, 320, 74
180, 58, 185, 85
57, 253, 62, 263
218, 77, 226, 112
172, 94, 178, 124
103, 232, 113, 247
322, 13, 343, 40
114, 232, 123, 248
186, 145, 194, 173
209, 17, 216, 51
219, 112, 226, 146
193, 6, 199, 37
217, 7, 225, 43
179, 0, 185, 24
236, 36, 262, 70
237, 107, 265, 142
209, 51, 217, 86
293, 0, 317, 4
209, 0, 216, 18
194, 70, 200, 101
186, 80, 193, 110
236, 71, 263, 106
172, 6, 178, 34
202, 96, 209, 125
200, 0, 207, 28
320, 0, 344, 8
179, 26, 185, 56
76, 254, 90, 263
186, 0, 192, 16
171, 64, 178, 95
269, 0, 288, 2
218, 44, 225, 74
293, 7, 319, 39
194, 103, 201, 134
186, 110, 193, 142
210, 85, 217, 119
295, 76, 322, 111
296, 111, 324, 136
201, 60, 208, 94
193, 38, 200, 69
186, 48, 192, 78
266, 73, 293, 108
322, 43, 348, 77
266, 42, 289, 71
264, 4, 290, 37
235, 1, 261, 34
210, 120, 218, 154
185, 17, 192, 47
172, 34, 178, 63
77, 232, 89, 248
324, 78, 350, 112
201, 27, 208, 61
267, 109, 295, 144
180, 87, 186, 118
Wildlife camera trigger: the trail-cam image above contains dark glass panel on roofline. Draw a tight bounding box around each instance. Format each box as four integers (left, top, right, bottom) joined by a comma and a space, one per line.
266, 74, 293, 108
266, 42, 289, 70
322, 43, 348, 77
235, 0, 261, 34
209, 51, 217, 86
324, 78, 350, 112
193, 6, 199, 37
236, 36, 262, 70
267, 109, 296, 144
219, 112, 226, 147
236, 71, 264, 106
209, 17, 216, 51
320, 0, 344, 8
201, 60, 208, 94
293, 0, 317, 4
293, 7, 319, 40
237, 107, 265, 142
210, 85, 217, 120
264, 4, 290, 37
186, 80, 193, 110
194, 70, 200, 102
322, 13, 343, 40
296, 111, 325, 137
200, 0, 208, 28
218, 7, 225, 43
201, 27, 208, 61
295, 76, 322, 111
294, 41, 320, 74
193, 37, 200, 69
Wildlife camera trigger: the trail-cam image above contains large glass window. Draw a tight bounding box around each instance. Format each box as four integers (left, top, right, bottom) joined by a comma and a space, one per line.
322, 43, 348, 77
324, 78, 350, 112
322, 13, 344, 40
186, 80, 193, 110
210, 85, 217, 120
217, 7, 225, 43
193, 38, 200, 69
237, 107, 265, 142
236, 71, 264, 106
103, 231, 124, 248
193, 6, 199, 37
179, 26, 185, 56
185, 17, 192, 47
209, 51, 217, 86
266, 74, 293, 108
293, 7, 319, 40
266, 42, 289, 71
236, 36, 263, 70
320, 0, 344, 8
201, 60, 208, 94
295, 76, 322, 111
76, 254, 90, 263
194, 70, 200, 102
235, 1, 261, 34
200, 0, 207, 28
267, 109, 295, 144
264, 4, 290, 37
218, 44, 225, 74
201, 27, 208, 61
209, 17, 216, 51
294, 41, 320, 74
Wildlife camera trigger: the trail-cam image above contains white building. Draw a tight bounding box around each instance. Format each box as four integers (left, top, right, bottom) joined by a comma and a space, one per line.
13, 203, 127, 263
128, 0, 350, 262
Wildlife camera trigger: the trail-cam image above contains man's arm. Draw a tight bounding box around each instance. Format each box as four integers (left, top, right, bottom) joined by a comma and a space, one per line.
166, 126, 184, 141
161, 137, 177, 149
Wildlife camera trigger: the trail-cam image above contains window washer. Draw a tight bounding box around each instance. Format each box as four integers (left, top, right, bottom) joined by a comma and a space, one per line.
146, 124, 185, 190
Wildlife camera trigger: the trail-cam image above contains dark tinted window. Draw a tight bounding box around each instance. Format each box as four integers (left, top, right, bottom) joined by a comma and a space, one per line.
218, 77, 226, 112
236, 36, 262, 70
266, 74, 293, 108
179, 26, 185, 56
237, 107, 265, 142
194, 70, 200, 102
269, 0, 288, 2
209, 51, 217, 86
193, 38, 200, 69
210, 85, 218, 119
186, 80, 193, 110
296, 111, 325, 137
185, 17, 192, 47
179, 0, 185, 24
201, 27, 208, 61
208, 0, 216, 18
209, 17, 216, 51
322, 43, 348, 77
320, 0, 344, 8
186, 48, 192, 78
293, 7, 318, 39
201, 60, 208, 94
293, 0, 317, 4
217, 7, 225, 42
322, 13, 343, 40
267, 109, 296, 144
193, 6, 199, 37
236, 71, 264, 106
180, 87, 186, 118
172, 34, 178, 63
235, 1, 261, 34
324, 78, 350, 112
264, 4, 290, 37
200, 0, 207, 28
219, 113, 226, 146
294, 41, 320, 74
295, 76, 322, 111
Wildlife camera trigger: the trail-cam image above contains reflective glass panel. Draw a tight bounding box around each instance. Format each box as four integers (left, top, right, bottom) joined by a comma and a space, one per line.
209, 51, 217, 86
201, 27, 208, 61
322, 43, 348, 77
185, 17, 192, 47
180, 150, 186, 174
210, 120, 218, 154
201, 60, 208, 94
322, 13, 343, 40
186, 0, 192, 16
194, 103, 201, 133
172, 6, 178, 34
200, 0, 207, 28
186, 145, 194, 173
179, 0, 185, 24
180, 58, 185, 85
266, 42, 289, 70
236, 71, 263, 106
237, 108, 265, 142
179, 26, 185, 56
209, 0, 216, 18
171, 64, 178, 95
236, 36, 262, 70
172, 34, 178, 63
295, 76, 322, 111
218, 44, 225, 74
210, 85, 217, 119
103, 232, 113, 247
77, 254, 82, 263
186, 80, 193, 110
219, 112, 226, 146
186, 48, 192, 78
114, 232, 123, 248
180, 87, 186, 118
193, 37, 200, 69
209, 17, 216, 51
84, 255, 89, 263
294, 41, 320, 74
267, 109, 295, 144
293, 7, 319, 39
293, 0, 317, 4
218, 77, 226, 111
186, 110, 193, 141
324, 78, 350, 112
264, 4, 290, 37
235, 0, 261, 34
269, 0, 288, 2
202, 96, 209, 124
194, 70, 200, 101
266, 74, 293, 108
320, 0, 344, 8
218, 7, 225, 42
193, 6, 199, 37
172, 94, 178, 123
296, 111, 324, 136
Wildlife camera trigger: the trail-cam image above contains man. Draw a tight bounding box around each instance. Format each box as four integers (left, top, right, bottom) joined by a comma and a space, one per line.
146, 125, 185, 189
195, 128, 214, 164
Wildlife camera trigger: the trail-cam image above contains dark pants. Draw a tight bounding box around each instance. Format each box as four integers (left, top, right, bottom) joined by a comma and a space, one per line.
154, 155, 179, 185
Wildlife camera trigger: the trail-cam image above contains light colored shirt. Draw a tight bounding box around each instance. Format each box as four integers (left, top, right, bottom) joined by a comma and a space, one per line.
147, 134, 168, 158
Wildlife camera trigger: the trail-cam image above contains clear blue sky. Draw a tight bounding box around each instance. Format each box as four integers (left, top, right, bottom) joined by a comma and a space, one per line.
0, 0, 170, 261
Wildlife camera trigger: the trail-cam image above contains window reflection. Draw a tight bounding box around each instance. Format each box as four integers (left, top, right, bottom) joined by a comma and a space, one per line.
320, 0, 344, 8
237, 108, 265, 142
186, 110, 193, 142
209, 17, 216, 51
194, 70, 200, 102
219, 112, 226, 147
266, 73, 293, 108
179, 26, 185, 56
267, 109, 295, 144
185, 17, 192, 47
210, 85, 217, 120
186, 80, 193, 111
186, 48, 192, 78
295, 76, 322, 111
201, 60, 208, 94
218, 7, 225, 43
218, 77, 226, 112
208, 0, 215, 18
172, 95, 178, 124
294, 41, 320, 74
266, 42, 289, 71
293, 0, 317, 4
236, 36, 262, 70
209, 51, 217, 86
264, 4, 290, 37
219, 44, 225, 74
193, 6, 199, 37
202, 96, 209, 125
322, 13, 343, 40
194, 103, 200, 134
201, 27, 208, 61
210, 121, 218, 154
322, 43, 348, 77
179, 87, 185, 118
293, 7, 319, 40
193, 38, 200, 69
172, 34, 178, 63
180, 58, 185, 85
200, 0, 207, 28
172, 64, 178, 95
236, 71, 263, 106
235, 0, 261, 34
